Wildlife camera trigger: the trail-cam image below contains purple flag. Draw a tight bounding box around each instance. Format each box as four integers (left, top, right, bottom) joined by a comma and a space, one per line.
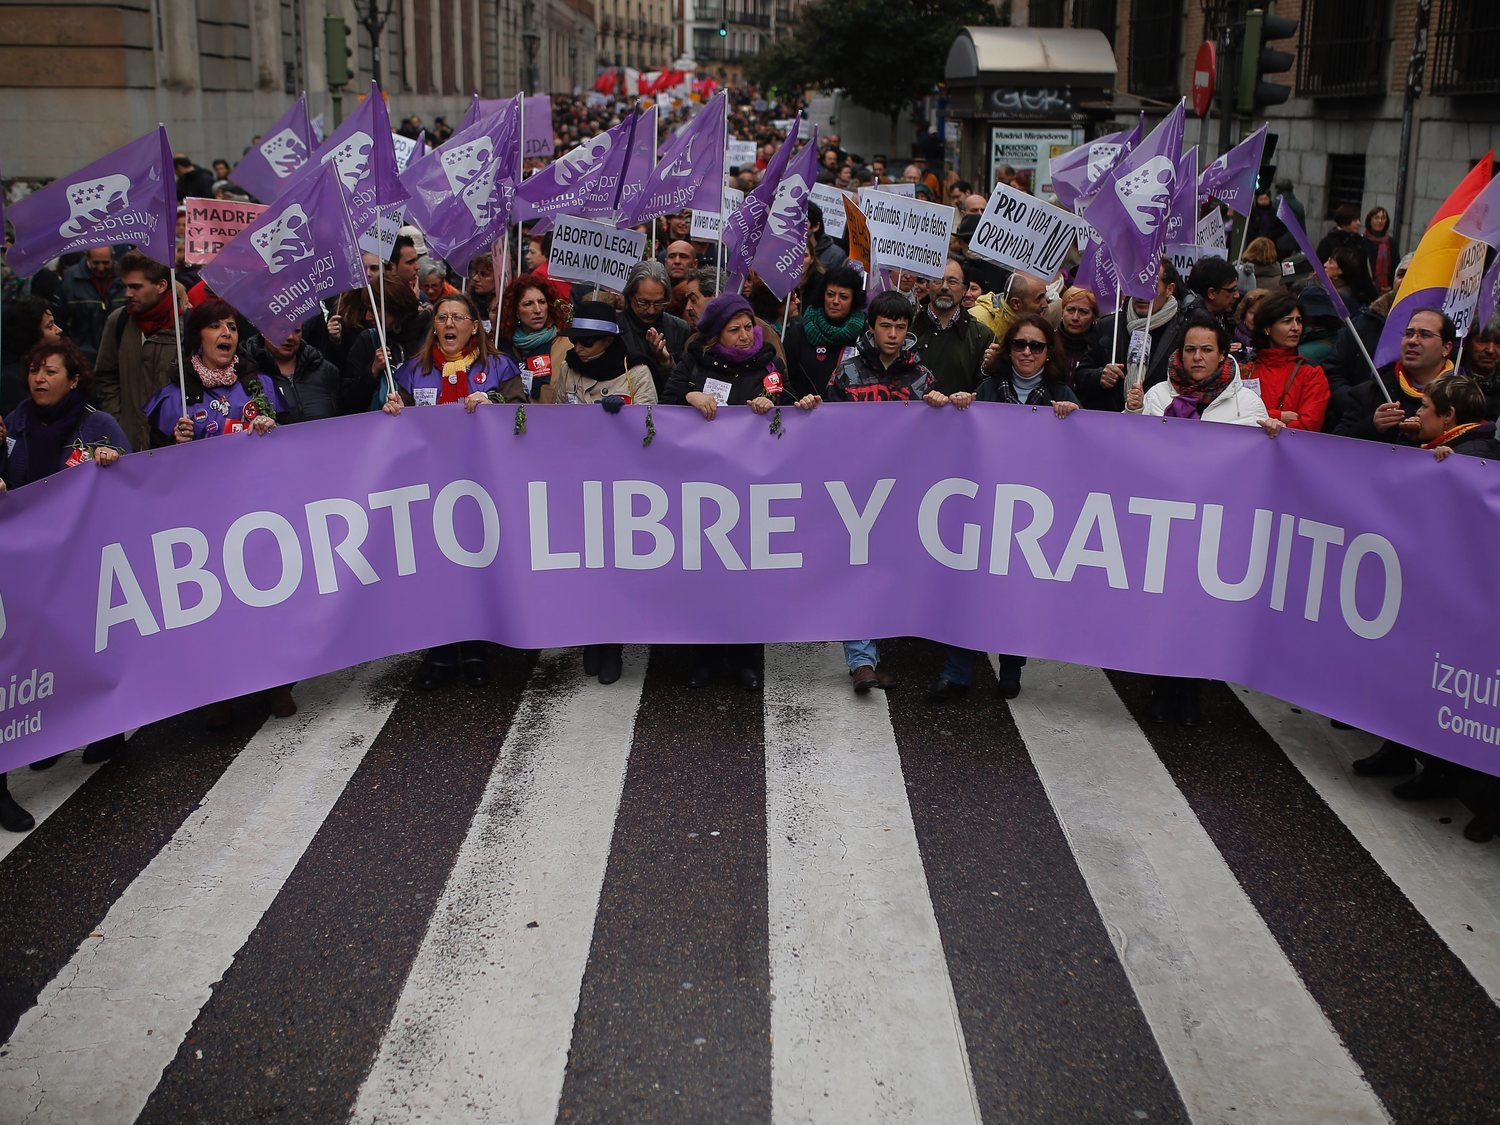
576, 111, 641, 218
231, 94, 314, 204
524, 95, 553, 160
1454, 171, 1500, 246
1197, 123, 1267, 216
1083, 104, 1185, 300
199, 161, 364, 346
723, 119, 800, 287
1049, 115, 1143, 213
6, 127, 176, 276
751, 126, 820, 300
1276, 197, 1351, 320
613, 104, 658, 223
1475, 255, 1500, 337
1163, 147, 1198, 250
516, 114, 628, 221
620, 92, 727, 225
1074, 231, 1120, 311
457, 93, 482, 133
402, 95, 520, 273
304, 84, 410, 246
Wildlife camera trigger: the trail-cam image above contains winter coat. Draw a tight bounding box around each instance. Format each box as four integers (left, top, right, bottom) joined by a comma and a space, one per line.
782, 316, 863, 401
813, 235, 847, 272
93, 303, 180, 454
1437, 420, 1500, 459
144, 363, 291, 445
1334, 362, 1438, 445
913, 305, 995, 395
245, 336, 343, 422
58, 260, 126, 361
1241, 346, 1330, 432
619, 307, 691, 400
2, 397, 131, 489
663, 335, 787, 406
976, 371, 1079, 407
1075, 308, 1187, 411
824, 330, 935, 402
553, 344, 657, 406
393, 351, 525, 407
506, 335, 573, 404
1133, 372, 1269, 426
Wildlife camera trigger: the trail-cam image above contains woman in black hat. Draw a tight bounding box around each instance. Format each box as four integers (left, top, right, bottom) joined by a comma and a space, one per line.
552, 301, 657, 686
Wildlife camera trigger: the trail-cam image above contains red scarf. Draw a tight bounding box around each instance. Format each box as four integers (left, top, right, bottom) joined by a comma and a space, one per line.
132, 293, 175, 338
431, 343, 479, 405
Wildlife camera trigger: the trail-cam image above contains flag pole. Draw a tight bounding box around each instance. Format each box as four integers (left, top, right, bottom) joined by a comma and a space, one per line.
650, 103, 660, 260
1346, 317, 1394, 404
169, 266, 188, 415
365, 280, 396, 404
718, 92, 730, 288
516, 94, 526, 282
492, 234, 504, 350
1109, 294, 1123, 366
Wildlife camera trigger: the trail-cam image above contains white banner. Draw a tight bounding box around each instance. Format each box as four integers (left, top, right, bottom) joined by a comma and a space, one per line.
1445, 237, 1488, 337
727, 139, 758, 169
855, 190, 953, 280
358, 209, 406, 261
690, 186, 745, 241
861, 182, 916, 200
547, 215, 647, 291
809, 183, 853, 238
1196, 209, 1228, 253
967, 180, 1088, 280
1167, 243, 1204, 277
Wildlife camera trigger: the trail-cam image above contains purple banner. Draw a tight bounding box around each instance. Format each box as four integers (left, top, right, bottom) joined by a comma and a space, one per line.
1, 406, 1497, 777
231, 94, 314, 204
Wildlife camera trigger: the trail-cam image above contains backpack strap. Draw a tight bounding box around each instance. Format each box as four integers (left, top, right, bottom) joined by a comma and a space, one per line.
1275, 358, 1304, 411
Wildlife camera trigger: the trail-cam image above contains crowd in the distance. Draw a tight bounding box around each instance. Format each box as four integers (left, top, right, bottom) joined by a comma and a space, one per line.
1, 90, 1495, 845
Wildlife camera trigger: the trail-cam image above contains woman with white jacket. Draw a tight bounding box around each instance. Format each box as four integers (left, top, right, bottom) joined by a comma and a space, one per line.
1124, 314, 1283, 725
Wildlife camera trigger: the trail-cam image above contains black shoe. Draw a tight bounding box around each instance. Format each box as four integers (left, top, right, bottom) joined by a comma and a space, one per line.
582, 646, 602, 677
1392, 768, 1460, 801
28, 754, 62, 771
417, 662, 446, 691
463, 660, 489, 687
688, 666, 714, 689
738, 667, 762, 691
925, 677, 969, 704
0, 788, 34, 833
1178, 687, 1202, 728
1330, 718, 1354, 731
82, 734, 125, 765
597, 647, 623, 685
1464, 809, 1499, 843
998, 678, 1021, 701
1149, 691, 1172, 724
1353, 741, 1416, 777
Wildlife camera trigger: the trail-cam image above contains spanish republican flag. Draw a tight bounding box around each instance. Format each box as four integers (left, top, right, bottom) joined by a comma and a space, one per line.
1374, 153, 1493, 366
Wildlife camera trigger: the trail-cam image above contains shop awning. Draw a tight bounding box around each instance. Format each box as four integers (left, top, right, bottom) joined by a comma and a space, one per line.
945, 26, 1116, 90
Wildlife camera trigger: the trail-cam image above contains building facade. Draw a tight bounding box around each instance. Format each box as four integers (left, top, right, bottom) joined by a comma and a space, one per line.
594, 0, 674, 72
0, 0, 596, 183
1019, 0, 1500, 243
676, 0, 799, 84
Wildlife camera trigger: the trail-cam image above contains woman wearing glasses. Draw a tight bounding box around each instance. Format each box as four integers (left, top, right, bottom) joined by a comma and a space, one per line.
381, 292, 524, 691
929, 316, 1079, 706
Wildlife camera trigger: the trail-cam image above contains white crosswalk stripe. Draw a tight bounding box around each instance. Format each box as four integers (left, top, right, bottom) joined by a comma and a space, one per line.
0, 644, 1494, 1123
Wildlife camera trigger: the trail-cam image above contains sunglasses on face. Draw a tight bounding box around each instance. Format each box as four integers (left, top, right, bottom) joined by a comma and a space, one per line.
1011, 338, 1048, 354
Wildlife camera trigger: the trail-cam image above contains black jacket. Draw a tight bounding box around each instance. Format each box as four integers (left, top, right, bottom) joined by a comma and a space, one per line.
1075, 308, 1186, 411
620, 308, 691, 400
1333, 363, 1423, 444
246, 336, 342, 423
663, 336, 788, 406
58, 260, 126, 361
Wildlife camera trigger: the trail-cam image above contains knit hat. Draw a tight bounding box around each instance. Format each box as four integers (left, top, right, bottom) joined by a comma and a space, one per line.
696, 293, 754, 341
569, 300, 621, 342
954, 214, 980, 243
1298, 284, 1339, 323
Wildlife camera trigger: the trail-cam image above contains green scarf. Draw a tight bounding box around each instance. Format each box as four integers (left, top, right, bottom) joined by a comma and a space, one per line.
801, 307, 866, 348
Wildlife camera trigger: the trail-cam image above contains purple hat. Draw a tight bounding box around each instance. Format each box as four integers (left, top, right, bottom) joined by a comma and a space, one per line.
696, 293, 754, 341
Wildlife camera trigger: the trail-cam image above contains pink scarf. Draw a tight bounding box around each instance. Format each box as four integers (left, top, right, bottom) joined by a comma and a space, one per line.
192, 351, 238, 388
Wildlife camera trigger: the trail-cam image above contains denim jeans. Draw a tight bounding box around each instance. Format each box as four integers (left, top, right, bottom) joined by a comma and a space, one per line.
843, 640, 879, 670
941, 647, 1026, 686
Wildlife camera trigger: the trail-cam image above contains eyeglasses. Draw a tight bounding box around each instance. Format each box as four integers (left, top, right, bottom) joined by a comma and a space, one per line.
1010, 339, 1048, 354
434, 313, 474, 324
1402, 328, 1442, 341
632, 297, 670, 310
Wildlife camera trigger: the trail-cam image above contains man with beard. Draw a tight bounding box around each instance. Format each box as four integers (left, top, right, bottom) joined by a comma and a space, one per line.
913, 256, 995, 395
620, 260, 691, 398
93, 251, 180, 452
664, 240, 698, 284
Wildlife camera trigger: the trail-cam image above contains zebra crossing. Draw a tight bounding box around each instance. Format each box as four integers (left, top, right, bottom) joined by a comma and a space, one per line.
0, 639, 1496, 1123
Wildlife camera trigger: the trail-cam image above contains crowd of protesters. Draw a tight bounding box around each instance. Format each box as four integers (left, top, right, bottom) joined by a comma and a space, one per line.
1, 86, 1495, 846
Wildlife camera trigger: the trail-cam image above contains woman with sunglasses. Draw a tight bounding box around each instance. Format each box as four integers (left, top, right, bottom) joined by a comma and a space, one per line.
928, 316, 1078, 706
381, 292, 524, 690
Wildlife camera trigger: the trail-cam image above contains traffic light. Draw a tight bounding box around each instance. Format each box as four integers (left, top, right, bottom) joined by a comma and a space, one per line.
1237, 8, 1297, 114
325, 16, 353, 88
718, 21, 727, 37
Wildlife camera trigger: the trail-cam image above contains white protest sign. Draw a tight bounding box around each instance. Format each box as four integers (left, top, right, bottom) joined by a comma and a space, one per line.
184, 197, 268, 265
1445, 237, 1488, 336
391, 132, 421, 174
855, 190, 953, 280
691, 186, 745, 241
809, 183, 852, 238
1196, 208, 1228, 253
861, 182, 916, 199
359, 208, 405, 260
1166, 243, 1204, 277
727, 139, 758, 169
967, 180, 1088, 280
547, 215, 647, 291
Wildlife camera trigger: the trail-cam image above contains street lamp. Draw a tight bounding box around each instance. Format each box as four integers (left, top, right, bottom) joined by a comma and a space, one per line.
521, 0, 541, 92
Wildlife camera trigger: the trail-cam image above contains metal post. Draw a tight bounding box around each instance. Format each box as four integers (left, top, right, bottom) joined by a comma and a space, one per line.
1392, 0, 1432, 251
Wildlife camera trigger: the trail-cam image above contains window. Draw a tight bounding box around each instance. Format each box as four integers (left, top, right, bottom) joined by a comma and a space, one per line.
1073, 0, 1117, 46
1432, 0, 1500, 95
1028, 0, 1065, 25
1297, 0, 1391, 98
1128, 0, 1181, 101
1325, 154, 1366, 220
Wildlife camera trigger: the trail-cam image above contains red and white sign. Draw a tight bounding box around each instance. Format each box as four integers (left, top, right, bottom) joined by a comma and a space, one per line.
1193, 41, 1217, 118
183, 197, 268, 265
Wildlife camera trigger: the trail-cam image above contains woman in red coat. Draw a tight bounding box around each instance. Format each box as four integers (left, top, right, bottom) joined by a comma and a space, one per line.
1242, 290, 1331, 432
